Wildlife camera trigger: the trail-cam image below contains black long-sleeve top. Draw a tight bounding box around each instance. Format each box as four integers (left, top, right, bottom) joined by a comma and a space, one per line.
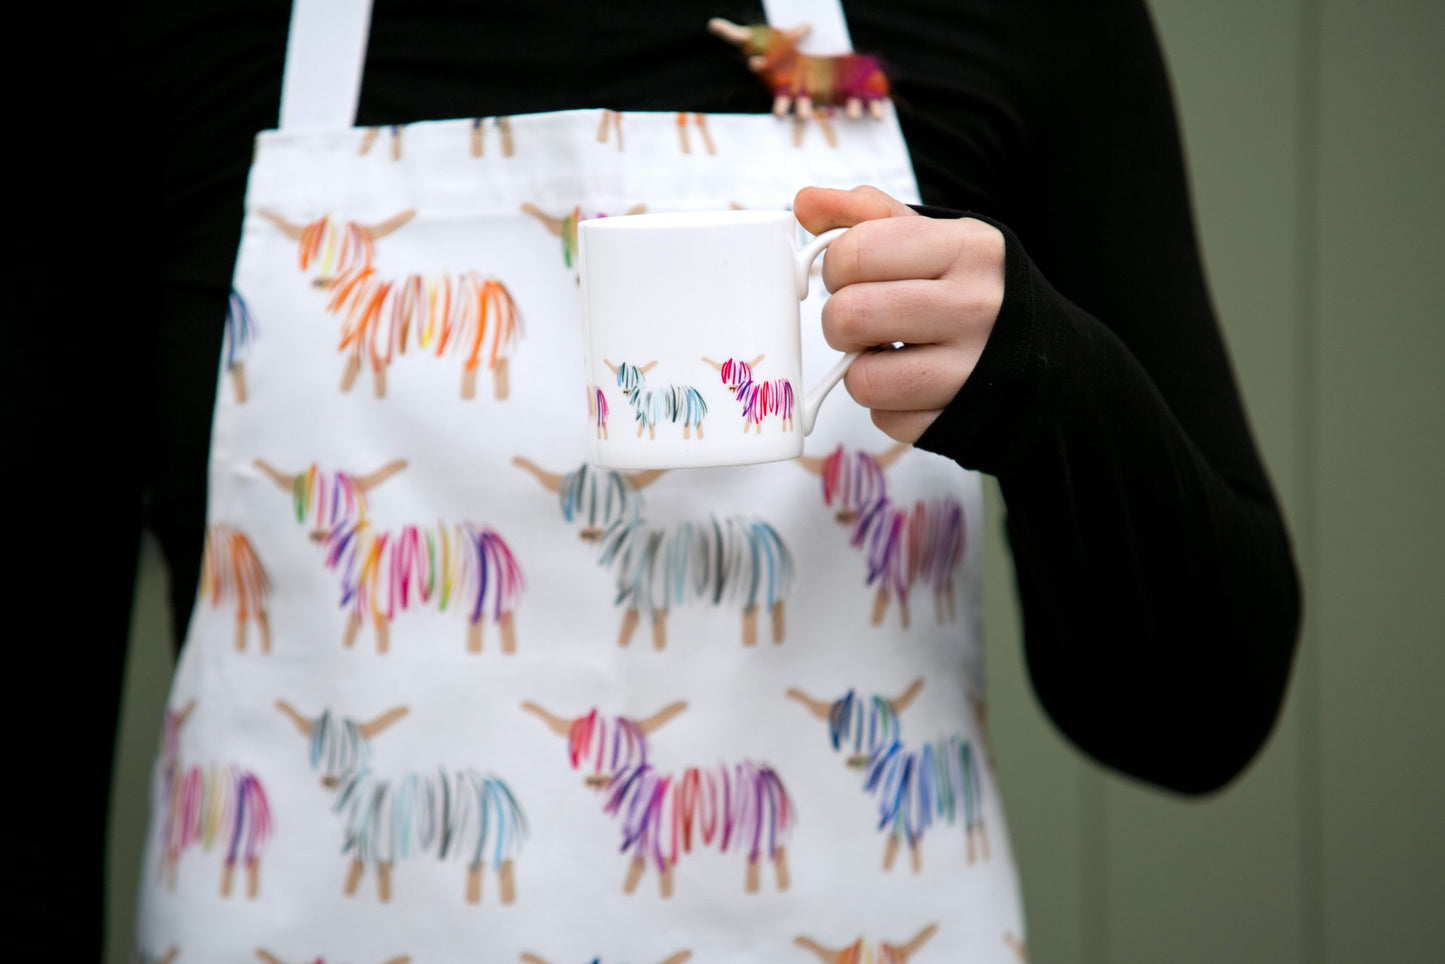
97, 0, 1298, 938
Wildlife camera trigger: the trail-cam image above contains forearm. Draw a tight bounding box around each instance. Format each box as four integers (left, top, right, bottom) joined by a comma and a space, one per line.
917, 222, 1301, 794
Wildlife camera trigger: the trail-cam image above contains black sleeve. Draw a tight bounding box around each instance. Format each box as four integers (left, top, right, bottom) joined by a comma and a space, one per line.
908, 1, 1302, 795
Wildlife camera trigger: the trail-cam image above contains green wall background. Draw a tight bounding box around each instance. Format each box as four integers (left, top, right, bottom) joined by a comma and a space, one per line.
107, 1, 1445, 960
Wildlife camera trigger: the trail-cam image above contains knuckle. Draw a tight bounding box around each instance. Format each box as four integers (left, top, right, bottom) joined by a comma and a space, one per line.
823, 288, 870, 348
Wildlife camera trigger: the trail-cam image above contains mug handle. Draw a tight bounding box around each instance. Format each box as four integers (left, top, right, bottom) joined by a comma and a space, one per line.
794, 227, 860, 435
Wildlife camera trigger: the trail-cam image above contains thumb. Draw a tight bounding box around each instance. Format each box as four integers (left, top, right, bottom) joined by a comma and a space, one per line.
793, 185, 917, 234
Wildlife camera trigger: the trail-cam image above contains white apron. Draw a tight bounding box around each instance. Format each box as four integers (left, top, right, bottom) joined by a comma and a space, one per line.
134, 1, 1025, 961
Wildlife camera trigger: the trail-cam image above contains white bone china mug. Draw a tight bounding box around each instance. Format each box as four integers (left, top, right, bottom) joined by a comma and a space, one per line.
579, 209, 855, 469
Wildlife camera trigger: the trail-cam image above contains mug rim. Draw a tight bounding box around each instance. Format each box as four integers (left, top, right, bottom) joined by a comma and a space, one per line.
579, 209, 792, 231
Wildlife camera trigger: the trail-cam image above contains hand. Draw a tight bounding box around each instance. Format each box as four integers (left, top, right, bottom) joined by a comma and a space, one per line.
793, 185, 1006, 443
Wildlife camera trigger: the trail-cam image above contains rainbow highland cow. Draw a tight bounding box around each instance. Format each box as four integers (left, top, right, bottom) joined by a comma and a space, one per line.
258, 209, 522, 401
707, 18, 891, 121
512, 458, 793, 648
704, 355, 796, 433
522, 700, 793, 899
786, 679, 988, 873
797, 442, 966, 628
200, 523, 272, 653
158, 701, 273, 899
275, 701, 525, 905
254, 458, 523, 655
606, 360, 708, 440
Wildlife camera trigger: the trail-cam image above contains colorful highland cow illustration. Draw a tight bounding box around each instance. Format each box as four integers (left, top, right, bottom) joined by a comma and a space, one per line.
159, 701, 273, 899
786, 680, 988, 872
522, 699, 793, 898
797, 442, 966, 629
258, 954, 410, 964
358, 124, 403, 160
254, 459, 523, 655
794, 924, 939, 964
275, 701, 525, 905
200, 523, 271, 654
223, 290, 257, 403
675, 112, 716, 154
258, 208, 522, 400
703, 355, 796, 433
521, 954, 691, 964
512, 458, 793, 648
471, 115, 516, 157
588, 383, 610, 439
606, 360, 708, 440
707, 19, 890, 121
519, 202, 648, 270
131, 947, 178, 964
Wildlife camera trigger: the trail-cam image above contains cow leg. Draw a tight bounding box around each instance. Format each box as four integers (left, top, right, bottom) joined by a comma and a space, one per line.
231, 361, 248, 403
344, 858, 365, 896
883, 834, 900, 871
745, 856, 760, 894
910, 839, 922, 873
234, 614, 248, 653
375, 616, 390, 655
771, 600, 786, 644
774, 846, 791, 890
846, 96, 863, 120
636, 423, 645, 439
872, 587, 890, 626
466, 863, 483, 903
649, 426, 656, 440
651, 609, 667, 651
165, 850, 177, 890
494, 358, 510, 401
373, 365, 387, 399
500, 611, 517, 654
499, 116, 515, 156
619, 608, 640, 646
467, 620, 483, 654
343, 611, 363, 649
220, 859, 235, 897
247, 856, 260, 898
258, 609, 272, 654
695, 114, 716, 155
677, 112, 691, 153
499, 859, 517, 904
377, 862, 394, 902
623, 855, 646, 894
742, 606, 759, 647
462, 365, 478, 400
899, 595, 911, 630
948, 583, 958, 622
341, 354, 361, 392
683, 424, 691, 439
696, 421, 704, 440
660, 862, 675, 899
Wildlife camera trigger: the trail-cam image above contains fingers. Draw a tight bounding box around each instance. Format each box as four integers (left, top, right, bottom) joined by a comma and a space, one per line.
822, 215, 1003, 292
871, 409, 942, 445
794, 185, 916, 234
822, 279, 997, 352
843, 343, 974, 413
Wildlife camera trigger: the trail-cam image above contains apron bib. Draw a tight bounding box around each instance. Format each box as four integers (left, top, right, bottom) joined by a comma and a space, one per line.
134, 2, 1025, 961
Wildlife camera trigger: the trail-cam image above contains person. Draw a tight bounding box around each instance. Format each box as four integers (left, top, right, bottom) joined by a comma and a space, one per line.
93, 0, 1299, 959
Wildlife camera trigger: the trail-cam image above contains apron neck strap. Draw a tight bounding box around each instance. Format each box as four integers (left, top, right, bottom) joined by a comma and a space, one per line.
278, 0, 376, 131
277, 0, 855, 132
